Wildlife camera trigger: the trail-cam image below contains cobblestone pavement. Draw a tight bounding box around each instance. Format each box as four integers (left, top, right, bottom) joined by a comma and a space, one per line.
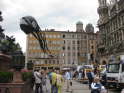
32, 80, 121, 93
62, 80, 90, 93
62, 80, 121, 93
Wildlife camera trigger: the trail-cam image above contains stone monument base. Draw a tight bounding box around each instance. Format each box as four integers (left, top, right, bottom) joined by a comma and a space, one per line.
0, 82, 32, 93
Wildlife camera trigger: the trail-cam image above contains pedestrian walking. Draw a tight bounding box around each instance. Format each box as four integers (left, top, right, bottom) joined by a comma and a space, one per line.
34, 69, 43, 93
65, 70, 71, 92
87, 70, 95, 89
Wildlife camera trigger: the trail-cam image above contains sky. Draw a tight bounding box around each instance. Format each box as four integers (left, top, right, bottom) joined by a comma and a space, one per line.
0, 0, 100, 52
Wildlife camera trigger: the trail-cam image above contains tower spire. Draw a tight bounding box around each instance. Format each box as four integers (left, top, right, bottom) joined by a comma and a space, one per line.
98, 0, 107, 6
110, 0, 117, 5
97, 0, 109, 25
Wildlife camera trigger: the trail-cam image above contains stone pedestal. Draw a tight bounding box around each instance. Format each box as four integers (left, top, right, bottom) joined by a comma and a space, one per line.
13, 71, 23, 83
0, 82, 32, 93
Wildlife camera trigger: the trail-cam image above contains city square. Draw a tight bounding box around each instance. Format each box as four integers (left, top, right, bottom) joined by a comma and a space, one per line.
0, 0, 124, 93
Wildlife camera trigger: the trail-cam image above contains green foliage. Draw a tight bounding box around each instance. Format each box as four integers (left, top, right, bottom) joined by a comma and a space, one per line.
0, 36, 22, 54
22, 72, 32, 81
0, 11, 22, 54
0, 71, 13, 83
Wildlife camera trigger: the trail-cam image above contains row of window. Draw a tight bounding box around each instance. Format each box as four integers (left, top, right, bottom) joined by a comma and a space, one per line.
105, 30, 124, 46
28, 53, 48, 58
29, 34, 61, 39
28, 37, 96, 46
28, 40, 62, 45
33, 60, 60, 65
63, 40, 88, 45
28, 46, 61, 50
28, 32, 96, 40
62, 34, 87, 39
62, 46, 86, 50
63, 52, 87, 57
45, 60, 59, 64
101, 13, 124, 34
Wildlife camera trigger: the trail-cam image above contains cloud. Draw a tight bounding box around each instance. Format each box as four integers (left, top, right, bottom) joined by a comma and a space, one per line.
0, 0, 6, 10
1, 0, 99, 52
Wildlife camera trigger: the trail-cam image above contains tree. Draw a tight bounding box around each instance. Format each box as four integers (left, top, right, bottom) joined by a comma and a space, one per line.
0, 11, 22, 54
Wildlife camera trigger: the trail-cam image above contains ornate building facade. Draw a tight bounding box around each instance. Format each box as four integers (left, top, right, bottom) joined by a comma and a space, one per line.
97, 0, 124, 64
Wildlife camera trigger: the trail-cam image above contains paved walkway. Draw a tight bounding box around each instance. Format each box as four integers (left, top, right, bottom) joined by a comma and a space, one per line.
62, 80, 90, 93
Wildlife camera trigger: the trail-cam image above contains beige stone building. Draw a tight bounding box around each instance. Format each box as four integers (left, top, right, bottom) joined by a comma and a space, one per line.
26, 30, 63, 70
26, 22, 98, 70
97, 0, 124, 64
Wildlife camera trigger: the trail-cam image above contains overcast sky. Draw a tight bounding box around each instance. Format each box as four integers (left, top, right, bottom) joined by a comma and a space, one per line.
0, 0, 100, 52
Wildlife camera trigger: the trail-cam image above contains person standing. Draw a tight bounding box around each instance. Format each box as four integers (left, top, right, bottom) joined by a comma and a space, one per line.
65, 70, 71, 92
34, 69, 43, 93
87, 70, 95, 89
50, 69, 58, 93
42, 70, 51, 93
82, 69, 85, 79
78, 70, 82, 80
56, 70, 64, 93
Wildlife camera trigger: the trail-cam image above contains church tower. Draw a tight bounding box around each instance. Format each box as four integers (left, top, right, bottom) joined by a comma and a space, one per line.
97, 0, 109, 25
76, 21, 84, 32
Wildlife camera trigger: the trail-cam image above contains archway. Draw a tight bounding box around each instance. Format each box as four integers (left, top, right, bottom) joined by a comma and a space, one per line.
102, 60, 107, 65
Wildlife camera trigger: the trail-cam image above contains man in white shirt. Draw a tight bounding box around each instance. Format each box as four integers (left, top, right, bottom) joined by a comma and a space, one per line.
65, 70, 71, 92
34, 69, 42, 93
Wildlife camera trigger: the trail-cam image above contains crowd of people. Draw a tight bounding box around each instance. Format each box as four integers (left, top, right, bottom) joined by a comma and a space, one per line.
32, 69, 73, 93
32, 68, 124, 93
